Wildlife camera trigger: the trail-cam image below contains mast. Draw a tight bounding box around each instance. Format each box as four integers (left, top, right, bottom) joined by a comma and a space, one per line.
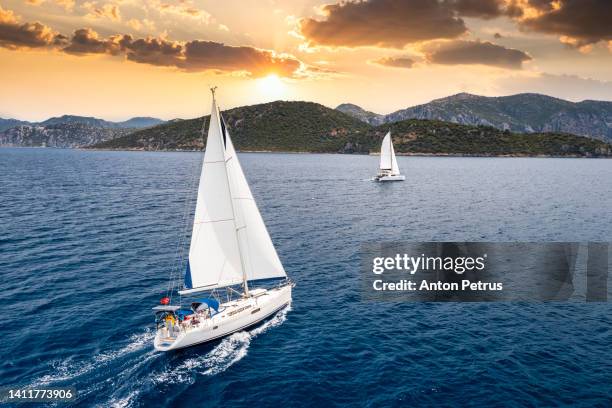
180, 88, 285, 296
212, 87, 250, 297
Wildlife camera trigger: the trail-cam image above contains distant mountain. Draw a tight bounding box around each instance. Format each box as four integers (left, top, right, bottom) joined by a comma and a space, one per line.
336, 103, 385, 126
337, 93, 612, 142
92, 100, 611, 157
0, 115, 166, 148
39, 115, 165, 129
0, 123, 132, 148
40, 115, 115, 128
0, 118, 31, 132
116, 117, 165, 128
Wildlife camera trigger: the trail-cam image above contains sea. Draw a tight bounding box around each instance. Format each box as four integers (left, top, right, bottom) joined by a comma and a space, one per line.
0, 148, 610, 407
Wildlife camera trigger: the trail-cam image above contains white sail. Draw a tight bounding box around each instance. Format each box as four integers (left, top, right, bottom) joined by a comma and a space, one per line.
182, 94, 285, 293
379, 131, 401, 175
379, 132, 392, 170
390, 138, 400, 175
223, 121, 287, 282
184, 97, 244, 291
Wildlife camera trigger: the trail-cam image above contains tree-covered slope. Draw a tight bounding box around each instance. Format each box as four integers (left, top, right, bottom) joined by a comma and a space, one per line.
364, 119, 612, 157
93, 101, 370, 152
91, 100, 612, 157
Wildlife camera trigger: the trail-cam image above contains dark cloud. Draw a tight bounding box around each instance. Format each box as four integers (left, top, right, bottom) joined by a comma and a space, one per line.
0, 6, 303, 77
448, 0, 505, 19
0, 6, 67, 49
517, 0, 612, 47
372, 56, 415, 68
61, 31, 302, 76
121, 35, 184, 67
182, 41, 301, 77
299, 0, 467, 48
424, 40, 532, 69
62, 28, 122, 55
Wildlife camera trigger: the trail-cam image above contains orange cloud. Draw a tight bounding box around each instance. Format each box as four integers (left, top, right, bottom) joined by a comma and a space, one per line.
157, 1, 211, 24
0, 5, 67, 49
299, 0, 467, 48
371, 56, 415, 69
515, 0, 612, 48
423, 40, 532, 69
83, 2, 122, 21
0, 6, 306, 78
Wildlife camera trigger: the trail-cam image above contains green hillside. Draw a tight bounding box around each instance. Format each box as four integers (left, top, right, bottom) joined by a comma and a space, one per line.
93, 101, 369, 152
91, 101, 612, 157
365, 120, 612, 157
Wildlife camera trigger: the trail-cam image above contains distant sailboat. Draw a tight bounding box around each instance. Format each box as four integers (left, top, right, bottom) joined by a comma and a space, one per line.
153, 88, 293, 351
374, 131, 405, 181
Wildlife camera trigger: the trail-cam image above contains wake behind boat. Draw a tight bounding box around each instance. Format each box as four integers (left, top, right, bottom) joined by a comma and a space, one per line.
153, 88, 293, 352
374, 131, 405, 182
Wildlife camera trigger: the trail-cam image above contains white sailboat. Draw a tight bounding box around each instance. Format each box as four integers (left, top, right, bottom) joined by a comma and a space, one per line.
153, 88, 293, 351
374, 131, 405, 181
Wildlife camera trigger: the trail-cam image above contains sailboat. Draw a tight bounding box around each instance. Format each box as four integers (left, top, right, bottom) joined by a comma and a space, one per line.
374, 131, 405, 181
153, 88, 293, 351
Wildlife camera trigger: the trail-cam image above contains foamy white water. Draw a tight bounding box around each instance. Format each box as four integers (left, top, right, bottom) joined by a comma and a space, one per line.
153, 306, 291, 384
31, 329, 155, 387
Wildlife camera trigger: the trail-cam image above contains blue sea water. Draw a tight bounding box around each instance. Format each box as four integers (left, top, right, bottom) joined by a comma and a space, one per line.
0, 148, 610, 407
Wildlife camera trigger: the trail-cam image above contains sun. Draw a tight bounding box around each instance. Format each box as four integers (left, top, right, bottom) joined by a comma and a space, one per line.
257, 74, 285, 99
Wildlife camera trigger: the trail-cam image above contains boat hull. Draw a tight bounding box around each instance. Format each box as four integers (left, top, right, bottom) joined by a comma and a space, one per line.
375, 174, 405, 182
154, 285, 291, 351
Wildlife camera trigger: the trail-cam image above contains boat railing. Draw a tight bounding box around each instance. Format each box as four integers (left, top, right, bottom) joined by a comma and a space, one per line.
274, 278, 295, 289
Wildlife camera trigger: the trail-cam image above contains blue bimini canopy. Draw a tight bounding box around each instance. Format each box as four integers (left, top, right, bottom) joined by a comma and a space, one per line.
176, 309, 194, 320
192, 298, 219, 312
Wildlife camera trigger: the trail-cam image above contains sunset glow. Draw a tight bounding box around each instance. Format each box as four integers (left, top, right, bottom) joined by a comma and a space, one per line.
0, 0, 611, 121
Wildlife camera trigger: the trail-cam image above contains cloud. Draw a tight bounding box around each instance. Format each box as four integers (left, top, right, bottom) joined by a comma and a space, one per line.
127, 18, 156, 33
0, 6, 67, 49
62, 28, 122, 55
55, 0, 75, 10
156, 1, 212, 24
371, 56, 415, 68
516, 0, 612, 48
423, 40, 532, 69
299, 0, 467, 48
62, 30, 302, 76
82, 2, 122, 21
448, 0, 505, 19
25, 0, 75, 9
182, 41, 301, 77
0, 6, 303, 78
121, 35, 184, 67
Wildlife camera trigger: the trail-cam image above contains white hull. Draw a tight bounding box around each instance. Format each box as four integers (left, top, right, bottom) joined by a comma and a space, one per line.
154, 285, 291, 351
375, 174, 405, 182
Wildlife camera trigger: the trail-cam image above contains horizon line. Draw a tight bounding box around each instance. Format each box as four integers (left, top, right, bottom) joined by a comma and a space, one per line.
3, 91, 611, 123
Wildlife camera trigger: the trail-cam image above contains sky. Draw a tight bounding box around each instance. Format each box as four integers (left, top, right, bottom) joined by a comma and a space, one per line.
1, 0, 612, 121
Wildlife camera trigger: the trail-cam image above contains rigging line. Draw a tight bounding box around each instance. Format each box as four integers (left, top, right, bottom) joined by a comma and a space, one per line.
167, 117, 207, 301
166, 171, 194, 299
172, 150, 201, 298
167, 177, 191, 296
169, 152, 200, 303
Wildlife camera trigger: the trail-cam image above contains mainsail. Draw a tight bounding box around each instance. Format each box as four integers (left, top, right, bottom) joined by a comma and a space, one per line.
379, 132, 400, 175
181, 93, 286, 294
